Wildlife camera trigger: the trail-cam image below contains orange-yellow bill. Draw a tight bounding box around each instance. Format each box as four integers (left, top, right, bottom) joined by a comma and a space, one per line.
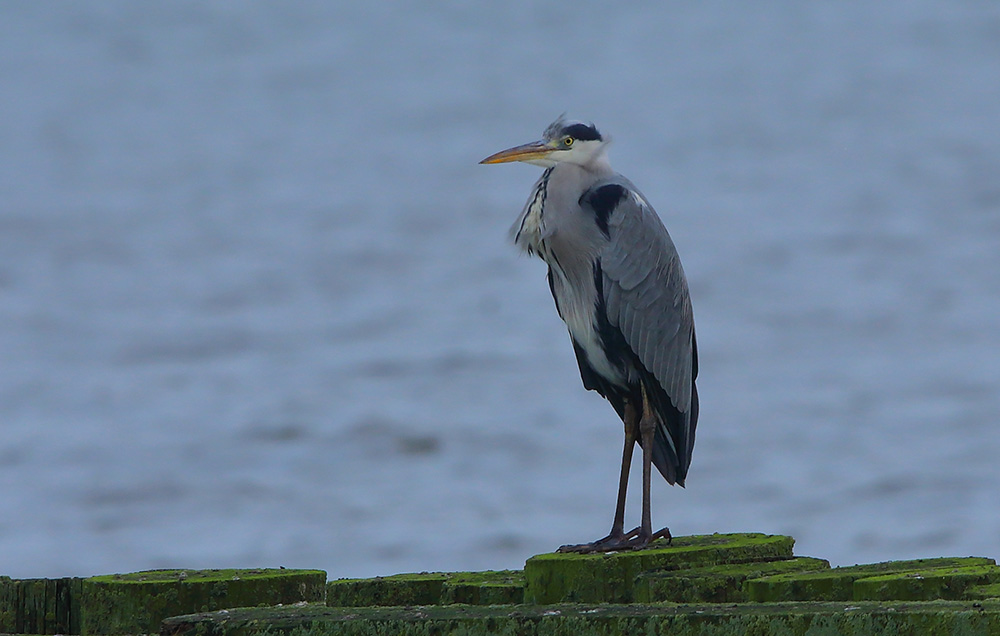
479, 141, 554, 164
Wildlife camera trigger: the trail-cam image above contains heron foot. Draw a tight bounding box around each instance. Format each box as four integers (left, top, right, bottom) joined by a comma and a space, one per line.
556, 526, 672, 553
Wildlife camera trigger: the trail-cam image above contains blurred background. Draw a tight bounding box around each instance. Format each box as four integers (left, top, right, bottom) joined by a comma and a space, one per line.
1, 1, 998, 579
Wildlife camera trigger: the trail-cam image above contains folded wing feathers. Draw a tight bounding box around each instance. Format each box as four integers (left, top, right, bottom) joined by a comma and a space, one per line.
596, 182, 693, 415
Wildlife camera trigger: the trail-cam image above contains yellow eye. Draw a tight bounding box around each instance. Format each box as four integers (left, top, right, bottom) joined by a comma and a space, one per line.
563, 136, 574, 147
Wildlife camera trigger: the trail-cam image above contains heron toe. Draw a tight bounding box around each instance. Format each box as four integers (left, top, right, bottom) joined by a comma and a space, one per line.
556, 526, 672, 553
556, 533, 632, 554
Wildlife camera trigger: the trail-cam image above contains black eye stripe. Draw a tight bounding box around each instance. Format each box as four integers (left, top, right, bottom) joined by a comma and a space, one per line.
561, 123, 601, 142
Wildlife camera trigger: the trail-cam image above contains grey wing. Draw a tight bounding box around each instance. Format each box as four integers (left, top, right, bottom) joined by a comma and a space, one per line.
592, 181, 697, 415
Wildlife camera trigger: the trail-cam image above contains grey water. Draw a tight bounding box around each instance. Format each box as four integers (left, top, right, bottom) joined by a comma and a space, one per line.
1, 2, 999, 579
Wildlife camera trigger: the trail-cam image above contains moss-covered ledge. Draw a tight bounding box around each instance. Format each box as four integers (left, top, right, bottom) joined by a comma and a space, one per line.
82, 568, 326, 635
634, 556, 831, 603
1, 568, 326, 636
161, 599, 1000, 636
525, 532, 795, 604
746, 557, 998, 602
853, 564, 1000, 601
5, 532, 1000, 636
0, 576, 82, 635
327, 570, 524, 607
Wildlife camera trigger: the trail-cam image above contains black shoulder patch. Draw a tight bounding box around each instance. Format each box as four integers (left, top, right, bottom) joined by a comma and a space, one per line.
563, 122, 602, 141
583, 184, 626, 238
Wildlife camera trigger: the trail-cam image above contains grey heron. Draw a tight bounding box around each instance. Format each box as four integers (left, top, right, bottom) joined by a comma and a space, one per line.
481, 117, 699, 552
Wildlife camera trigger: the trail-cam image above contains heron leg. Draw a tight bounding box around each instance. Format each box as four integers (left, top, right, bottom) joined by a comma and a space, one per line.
627, 383, 672, 549
556, 400, 639, 553
609, 400, 638, 536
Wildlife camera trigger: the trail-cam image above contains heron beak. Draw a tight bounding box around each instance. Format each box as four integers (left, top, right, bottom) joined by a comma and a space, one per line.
479, 140, 555, 164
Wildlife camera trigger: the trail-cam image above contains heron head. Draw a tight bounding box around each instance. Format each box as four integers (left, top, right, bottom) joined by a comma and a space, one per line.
480, 116, 607, 168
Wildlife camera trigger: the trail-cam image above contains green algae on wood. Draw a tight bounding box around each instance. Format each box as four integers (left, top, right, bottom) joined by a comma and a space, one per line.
80, 568, 325, 635
327, 572, 449, 607
634, 556, 830, 603
853, 564, 1000, 601
524, 532, 795, 604
0, 576, 82, 635
327, 570, 523, 607
161, 599, 1000, 636
0, 576, 7, 634
968, 582, 1000, 600
746, 556, 997, 602
440, 571, 524, 605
